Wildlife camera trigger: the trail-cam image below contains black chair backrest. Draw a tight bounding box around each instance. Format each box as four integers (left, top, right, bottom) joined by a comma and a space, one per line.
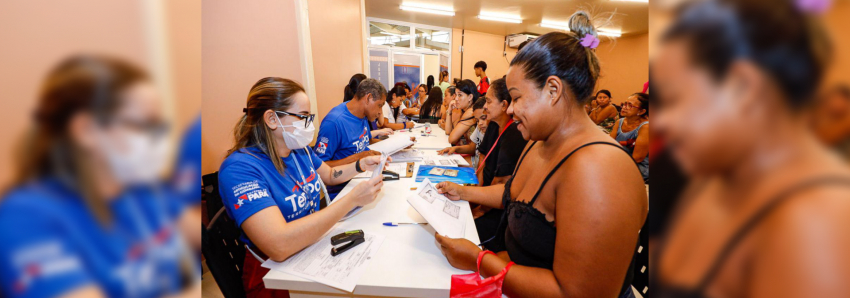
201, 172, 247, 298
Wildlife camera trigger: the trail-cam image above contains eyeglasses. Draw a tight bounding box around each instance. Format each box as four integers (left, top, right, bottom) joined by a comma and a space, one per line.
111, 117, 171, 138
622, 102, 638, 109
276, 111, 315, 128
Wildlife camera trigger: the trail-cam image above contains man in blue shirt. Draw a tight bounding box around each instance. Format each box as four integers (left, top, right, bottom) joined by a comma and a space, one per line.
314, 78, 387, 199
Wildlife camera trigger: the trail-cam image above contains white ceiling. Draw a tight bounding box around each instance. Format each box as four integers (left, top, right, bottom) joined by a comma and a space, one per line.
364, 0, 649, 37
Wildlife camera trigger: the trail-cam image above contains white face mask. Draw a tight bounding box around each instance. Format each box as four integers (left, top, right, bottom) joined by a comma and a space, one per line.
276, 115, 315, 149
99, 131, 171, 185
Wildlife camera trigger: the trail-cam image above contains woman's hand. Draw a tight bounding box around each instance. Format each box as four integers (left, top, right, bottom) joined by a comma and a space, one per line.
346, 175, 384, 207
435, 181, 463, 201
374, 128, 393, 137
437, 147, 457, 155
360, 154, 392, 172
449, 99, 458, 110
435, 233, 481, 271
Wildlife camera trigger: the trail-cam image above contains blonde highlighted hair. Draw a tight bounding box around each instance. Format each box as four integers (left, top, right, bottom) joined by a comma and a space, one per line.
229, 77, 305, 174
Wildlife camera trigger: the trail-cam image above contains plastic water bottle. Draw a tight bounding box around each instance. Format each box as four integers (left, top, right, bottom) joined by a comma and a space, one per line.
425, 123, 432, 135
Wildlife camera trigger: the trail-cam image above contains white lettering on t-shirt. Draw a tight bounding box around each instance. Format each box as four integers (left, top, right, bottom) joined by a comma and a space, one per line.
284, 194, 298, 212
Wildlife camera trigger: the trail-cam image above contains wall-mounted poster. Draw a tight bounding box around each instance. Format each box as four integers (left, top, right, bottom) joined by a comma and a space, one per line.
393, 53, 420, 93
369, 49, 390, 90
439, 54, 449, 75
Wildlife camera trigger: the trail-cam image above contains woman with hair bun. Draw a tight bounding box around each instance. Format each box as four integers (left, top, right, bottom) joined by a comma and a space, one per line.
653, 0, 850, 297
433, 11, 647, 298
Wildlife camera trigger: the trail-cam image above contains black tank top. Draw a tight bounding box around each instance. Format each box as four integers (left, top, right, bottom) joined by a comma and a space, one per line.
490, 141, 639, 297
653, 176, 850, 298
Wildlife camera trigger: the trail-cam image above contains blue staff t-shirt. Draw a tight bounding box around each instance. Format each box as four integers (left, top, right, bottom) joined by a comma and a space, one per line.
314, 102, 371, 199
171, 115, 201, 208
0, 179, 187, 298
218, 146, 324, 247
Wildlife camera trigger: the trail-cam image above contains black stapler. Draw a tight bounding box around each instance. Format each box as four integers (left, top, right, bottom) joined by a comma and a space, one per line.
330, 230, 365, 256
381, 170, 400, 181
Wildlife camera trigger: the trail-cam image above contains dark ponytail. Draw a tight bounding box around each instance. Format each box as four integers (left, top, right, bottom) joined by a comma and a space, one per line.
388, 85, 405, 120
455, 79, 480, 106
510, 11, 601, 104
663, 0, 830, 106
343, 73, 367, 102
489, 77, 512, 105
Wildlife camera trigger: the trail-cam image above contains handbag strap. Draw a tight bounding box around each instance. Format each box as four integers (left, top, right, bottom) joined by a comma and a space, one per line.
476, 119, 514, 173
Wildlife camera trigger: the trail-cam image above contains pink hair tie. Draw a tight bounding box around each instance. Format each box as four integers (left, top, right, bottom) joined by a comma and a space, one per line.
796, 0, 832, 15
580, 34, 600, 49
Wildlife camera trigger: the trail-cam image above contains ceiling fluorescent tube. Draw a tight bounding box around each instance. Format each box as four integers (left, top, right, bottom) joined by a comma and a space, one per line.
400, 4, 455, 16
478, 14, 522, 24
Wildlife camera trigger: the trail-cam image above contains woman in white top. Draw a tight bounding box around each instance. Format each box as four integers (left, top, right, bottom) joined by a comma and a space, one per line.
379, 85, 417, 130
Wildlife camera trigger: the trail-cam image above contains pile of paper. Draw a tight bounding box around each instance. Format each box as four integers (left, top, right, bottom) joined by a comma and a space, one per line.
368, 135, 414, 155
422, 154, 469, 167
389, 149, 424, 162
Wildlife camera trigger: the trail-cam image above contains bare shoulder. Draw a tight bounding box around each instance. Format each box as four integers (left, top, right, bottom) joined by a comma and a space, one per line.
557, 140, 647, 214
752, 178, 850, 297
766, 178, 850, 237
565, 140, 643, 182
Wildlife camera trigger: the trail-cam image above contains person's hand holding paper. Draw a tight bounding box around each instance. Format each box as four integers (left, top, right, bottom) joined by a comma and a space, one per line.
359, 153, 392, 172
435, 181, 463, 201
407, 179, 466, 238
348, 172, 384, 207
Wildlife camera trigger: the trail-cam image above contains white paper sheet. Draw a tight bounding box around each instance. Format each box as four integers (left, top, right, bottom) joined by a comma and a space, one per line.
421, 154, 469, 167
262, 229, 386, 293
372, 153, 388, 179
368, 135, 414, 155
406, 179, 466, 238
389, 149, 424, 162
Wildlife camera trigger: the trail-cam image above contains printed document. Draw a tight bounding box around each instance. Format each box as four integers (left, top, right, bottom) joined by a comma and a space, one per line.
262, 229, 385, 292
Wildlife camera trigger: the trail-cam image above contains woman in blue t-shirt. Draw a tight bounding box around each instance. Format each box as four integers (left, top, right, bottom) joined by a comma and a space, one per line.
610, 93, 649, 183
218, 77, 385, 298
0, 56, 200, 298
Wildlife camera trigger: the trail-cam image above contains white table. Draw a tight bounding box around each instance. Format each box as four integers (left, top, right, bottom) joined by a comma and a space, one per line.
264, 147, 480, 298
393, 125, 452, 150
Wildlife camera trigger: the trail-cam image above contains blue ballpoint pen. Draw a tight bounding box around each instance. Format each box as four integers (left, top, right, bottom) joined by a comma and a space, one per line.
383, 222, 428, 226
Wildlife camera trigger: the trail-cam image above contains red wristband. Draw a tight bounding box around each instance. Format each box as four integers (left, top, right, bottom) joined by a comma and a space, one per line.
477, 250, 495, 273
477, 250, 515, 281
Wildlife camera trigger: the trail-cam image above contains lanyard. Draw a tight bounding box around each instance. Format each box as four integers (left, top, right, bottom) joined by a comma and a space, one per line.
476, 119, 514, 173
285, 148, 329, 206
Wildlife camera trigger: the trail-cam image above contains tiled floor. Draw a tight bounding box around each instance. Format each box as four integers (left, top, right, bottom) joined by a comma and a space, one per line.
202, 271, 225, 298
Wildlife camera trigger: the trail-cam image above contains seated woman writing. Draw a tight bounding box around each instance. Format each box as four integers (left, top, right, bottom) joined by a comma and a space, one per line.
378, 85, 417, 130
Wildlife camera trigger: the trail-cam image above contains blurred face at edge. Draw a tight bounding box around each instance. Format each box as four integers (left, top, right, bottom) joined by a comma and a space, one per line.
75, 81, 172, 187
652, 40, 766, 176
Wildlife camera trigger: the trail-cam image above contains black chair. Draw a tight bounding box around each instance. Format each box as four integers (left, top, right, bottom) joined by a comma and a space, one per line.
632, 216, 649, 297
202, 172, 247, 298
